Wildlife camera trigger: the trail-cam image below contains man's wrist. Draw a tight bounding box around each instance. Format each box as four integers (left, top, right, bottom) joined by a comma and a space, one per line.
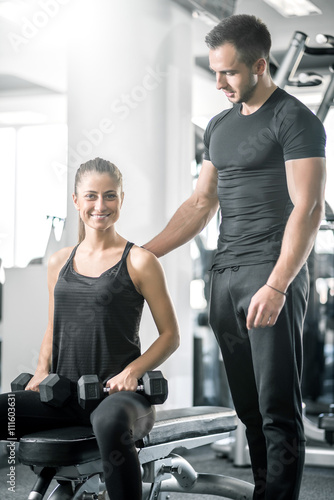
266, 267, 292, 295
266, 283, 288, 297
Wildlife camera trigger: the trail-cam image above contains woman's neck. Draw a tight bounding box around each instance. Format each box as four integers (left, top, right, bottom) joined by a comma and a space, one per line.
81, 227, 123, 252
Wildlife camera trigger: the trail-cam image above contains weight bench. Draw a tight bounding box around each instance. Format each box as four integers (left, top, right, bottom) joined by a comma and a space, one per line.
17, 406, 254, 500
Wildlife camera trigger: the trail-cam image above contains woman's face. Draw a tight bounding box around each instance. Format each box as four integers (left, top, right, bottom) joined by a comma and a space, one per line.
73, 172, 124, 233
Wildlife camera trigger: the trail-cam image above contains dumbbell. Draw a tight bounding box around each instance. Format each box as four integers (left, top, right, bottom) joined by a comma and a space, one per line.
77, 370, 168, 410
10, 372, 72, 407
11, 372, 33, 392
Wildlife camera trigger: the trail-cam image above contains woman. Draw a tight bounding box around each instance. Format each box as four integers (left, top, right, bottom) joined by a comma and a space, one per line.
1, 158, 180, 499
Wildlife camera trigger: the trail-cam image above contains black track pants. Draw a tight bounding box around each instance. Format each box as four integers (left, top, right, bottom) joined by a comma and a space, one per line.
209, 262, 308, 500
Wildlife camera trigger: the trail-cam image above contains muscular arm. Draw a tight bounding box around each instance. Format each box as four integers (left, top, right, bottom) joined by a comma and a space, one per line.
247, 157, 326, 329
106, 248, 180, 393
144, 160, 219, 257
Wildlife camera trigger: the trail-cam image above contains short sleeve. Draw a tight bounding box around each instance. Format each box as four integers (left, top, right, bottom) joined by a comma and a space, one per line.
203, 119, 213, 161
276, 100, 326, 161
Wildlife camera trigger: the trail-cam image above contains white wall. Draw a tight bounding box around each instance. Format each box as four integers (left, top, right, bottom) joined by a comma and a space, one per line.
1, 266, 48, 392
0, 0, 195, 410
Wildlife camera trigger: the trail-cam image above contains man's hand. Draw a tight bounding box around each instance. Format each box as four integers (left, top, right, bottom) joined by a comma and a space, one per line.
246, 285, 286, 330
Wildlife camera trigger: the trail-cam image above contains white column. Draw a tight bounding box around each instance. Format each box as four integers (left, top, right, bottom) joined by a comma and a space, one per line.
66, 0, 194, 408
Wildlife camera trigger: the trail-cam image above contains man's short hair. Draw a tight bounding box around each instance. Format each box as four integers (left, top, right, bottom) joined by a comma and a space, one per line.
205, 14, 272, 67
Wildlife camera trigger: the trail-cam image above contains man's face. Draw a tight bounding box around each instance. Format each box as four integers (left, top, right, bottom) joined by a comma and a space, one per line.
209, 43, 258, 104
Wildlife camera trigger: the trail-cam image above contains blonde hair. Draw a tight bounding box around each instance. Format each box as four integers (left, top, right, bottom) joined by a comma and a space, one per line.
74, 158, 123, 243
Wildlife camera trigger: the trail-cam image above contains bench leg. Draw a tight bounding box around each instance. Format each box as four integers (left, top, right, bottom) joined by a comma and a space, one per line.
72, 475, 100, 499
160, 472, 254, 499
27, 467, 57, 500
143, 454, 254, 500
47, 481, 73, 500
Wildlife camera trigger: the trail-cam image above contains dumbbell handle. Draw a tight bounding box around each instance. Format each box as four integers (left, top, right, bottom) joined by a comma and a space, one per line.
102, 384, 145, 394
78, 371, 168, 409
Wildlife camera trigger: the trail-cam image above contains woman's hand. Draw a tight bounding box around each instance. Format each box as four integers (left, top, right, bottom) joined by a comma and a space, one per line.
105, 369, 138, 395
25, 371, 49, 392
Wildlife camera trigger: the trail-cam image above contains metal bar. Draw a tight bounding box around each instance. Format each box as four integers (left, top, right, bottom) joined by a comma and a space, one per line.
139, 431, 232, 464
304, 46, 334, 55
305, 447, 334, 468
273, 31, 308, 88
160, 473, 254, 499
234, 419, 251, 467
317, 68, 334, 122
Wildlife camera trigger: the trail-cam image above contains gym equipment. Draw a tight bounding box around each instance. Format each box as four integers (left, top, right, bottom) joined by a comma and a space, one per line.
11, 372, 33, 391
317, 64, 334, 122
77, 371, 168, 410
213, 405, 334, 469
272, 30, 334, 123
39, 374, 72, 408
11, 372, 72, 408
319, 404, 334, 445
212, 418, 251, 468
273, 31, 309, 88
273, 30, 334, 88
16, 406, 254, 499
303, 403, 334, 467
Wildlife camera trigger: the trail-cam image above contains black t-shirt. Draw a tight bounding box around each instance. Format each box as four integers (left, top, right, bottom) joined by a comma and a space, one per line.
203, 87, 326, 269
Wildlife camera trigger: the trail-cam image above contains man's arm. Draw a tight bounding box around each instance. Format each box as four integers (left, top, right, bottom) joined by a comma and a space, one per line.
247, 157, 326, 329
143, 160, 219, 257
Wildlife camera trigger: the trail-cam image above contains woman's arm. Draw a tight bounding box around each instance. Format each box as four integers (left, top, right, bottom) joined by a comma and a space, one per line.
105, 247, 180, 393
25, 247, 73, 391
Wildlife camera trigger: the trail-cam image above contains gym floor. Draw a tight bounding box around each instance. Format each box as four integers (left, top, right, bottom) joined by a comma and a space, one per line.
0, 439, 333, 500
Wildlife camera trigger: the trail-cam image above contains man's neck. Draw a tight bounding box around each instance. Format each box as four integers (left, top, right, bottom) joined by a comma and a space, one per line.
241, 79, 278, 116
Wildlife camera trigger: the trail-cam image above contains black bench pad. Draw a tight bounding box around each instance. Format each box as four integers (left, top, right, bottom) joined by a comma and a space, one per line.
18, 406, 236, 467
18, 426, 97, 467
143, 406, 236, 446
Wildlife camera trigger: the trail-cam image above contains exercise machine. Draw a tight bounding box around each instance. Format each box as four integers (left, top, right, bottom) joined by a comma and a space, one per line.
273, 30, 334, 111
14, 406, 254, 499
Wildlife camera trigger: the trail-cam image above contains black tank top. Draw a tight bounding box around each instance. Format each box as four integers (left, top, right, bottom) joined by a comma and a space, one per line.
51, 241, 144, 384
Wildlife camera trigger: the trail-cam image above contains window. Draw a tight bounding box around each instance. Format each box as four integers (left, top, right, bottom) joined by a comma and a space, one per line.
0, 124, 67, 268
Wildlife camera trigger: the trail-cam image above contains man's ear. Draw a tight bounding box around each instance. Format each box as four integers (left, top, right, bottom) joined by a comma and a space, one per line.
253, 58, 266, 76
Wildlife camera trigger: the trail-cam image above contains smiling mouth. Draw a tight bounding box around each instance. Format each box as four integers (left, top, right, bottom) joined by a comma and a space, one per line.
91, 214, 110, 219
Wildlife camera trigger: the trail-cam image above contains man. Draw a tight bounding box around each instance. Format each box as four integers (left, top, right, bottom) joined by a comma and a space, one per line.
144, 14, 326, 500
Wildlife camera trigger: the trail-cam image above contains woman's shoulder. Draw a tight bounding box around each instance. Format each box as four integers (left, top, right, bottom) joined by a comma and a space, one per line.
127, 245, 164, 285
128, 244, 160, 267
48, 246, 76, 273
